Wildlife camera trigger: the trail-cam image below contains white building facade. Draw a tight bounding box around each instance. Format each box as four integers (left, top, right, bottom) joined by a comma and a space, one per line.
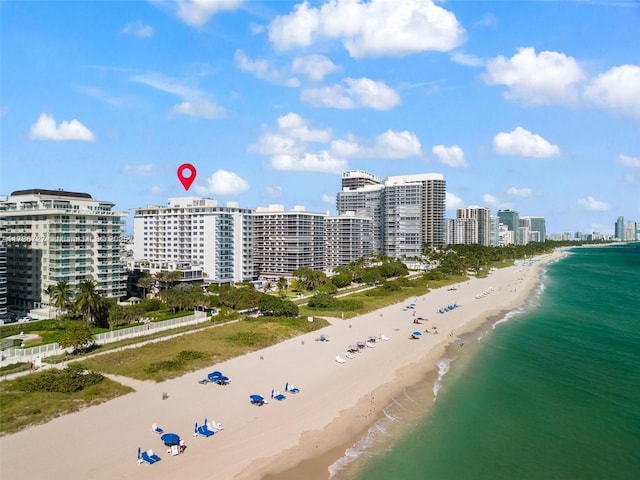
1, 189, 127, 309
133, 197, 254, 284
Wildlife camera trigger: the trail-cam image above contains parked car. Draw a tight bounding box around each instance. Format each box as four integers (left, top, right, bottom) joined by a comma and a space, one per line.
17, 316, 33, 323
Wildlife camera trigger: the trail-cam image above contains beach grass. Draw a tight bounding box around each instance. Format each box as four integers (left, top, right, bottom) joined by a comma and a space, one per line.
299, 274, 468, 318
77, 316, 330, 382
0, 373, 133, 436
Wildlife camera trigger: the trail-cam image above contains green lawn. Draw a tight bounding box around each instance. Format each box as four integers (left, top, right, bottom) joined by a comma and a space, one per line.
78, 316, 329, 382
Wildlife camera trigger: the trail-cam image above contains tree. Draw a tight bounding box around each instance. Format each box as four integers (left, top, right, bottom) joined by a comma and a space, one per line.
330, 272, 352, 288
293, 267, 327, 291
136, 274, 154, 299
276, 277, 288, 298
59, 322, 95, 353
51, 281, 73, 317
43, 284, 56, 319
75, 280, 102, 325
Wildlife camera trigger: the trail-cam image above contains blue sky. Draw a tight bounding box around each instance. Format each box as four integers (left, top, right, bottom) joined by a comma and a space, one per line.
1, 0, 639, 236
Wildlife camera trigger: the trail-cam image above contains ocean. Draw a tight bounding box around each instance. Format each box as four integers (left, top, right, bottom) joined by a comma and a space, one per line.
331, 244, 640, 480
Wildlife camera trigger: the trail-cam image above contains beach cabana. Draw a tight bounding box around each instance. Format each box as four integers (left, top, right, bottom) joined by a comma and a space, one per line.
411, 331, 422, 339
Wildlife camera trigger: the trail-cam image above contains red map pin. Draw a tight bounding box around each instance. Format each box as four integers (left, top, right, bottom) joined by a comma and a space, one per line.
177, 163, 197, 191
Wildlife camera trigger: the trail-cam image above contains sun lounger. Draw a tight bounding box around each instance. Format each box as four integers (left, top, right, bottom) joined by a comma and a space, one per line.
140, 450, 159, 464
285, 383, 300, 394
250, 394, 268, 406
336, 355, 346, 364
379, 334, 390, 341
198, 378, 210, 384
345, 351, 356, 359
151, 423, 164, 434
148, 450, 161, 462
271, 389, 286, 401
197, 425, 215, 437
207, 420, 224, 431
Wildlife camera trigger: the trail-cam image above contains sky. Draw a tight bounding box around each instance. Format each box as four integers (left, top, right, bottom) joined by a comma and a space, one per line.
1, 0, 639, 236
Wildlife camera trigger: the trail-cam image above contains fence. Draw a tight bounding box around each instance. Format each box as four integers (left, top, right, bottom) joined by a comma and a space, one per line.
0, 311, 210, 366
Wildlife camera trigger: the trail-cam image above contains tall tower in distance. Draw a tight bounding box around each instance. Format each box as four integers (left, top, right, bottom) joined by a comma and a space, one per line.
497, 209, 520, 245
615, 216, 625, 240
457, 206, 491, 246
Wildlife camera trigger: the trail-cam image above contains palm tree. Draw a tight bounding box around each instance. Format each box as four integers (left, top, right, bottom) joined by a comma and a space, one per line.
75, 280, 102, 325
277, 277, 288, 298
51, 280, 73, 318
43, 284, 56, 319
136, 274, 154, 299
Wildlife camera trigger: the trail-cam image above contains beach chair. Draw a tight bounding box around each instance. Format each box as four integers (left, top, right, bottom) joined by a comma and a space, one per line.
148, 450, 161, 462
198, 378, 210, 384
140, 450, 157, 464
379, 334, 390, 341
271, 389, 286, 401
208, 420, 224, 431
151, 423, 164, 434
197, 424, 215, 437
285, 383, 300, 394
336, 355, 346, 364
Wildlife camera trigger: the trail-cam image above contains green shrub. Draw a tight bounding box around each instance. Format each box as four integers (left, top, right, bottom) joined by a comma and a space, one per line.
10, 364, 104, 394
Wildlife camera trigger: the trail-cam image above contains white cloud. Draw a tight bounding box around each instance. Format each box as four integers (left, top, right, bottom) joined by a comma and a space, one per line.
249, 113, 343, 173
584, 64, 640, 118
121, 164, 160, 175
473, 13, 497, 29
321, 193, 335, 205
194, 169, 249, 195
331, 130, 422, 159
268, 0, 464, 58
483, 47, 584, 105
432, 144, 466, 167
131, 72, 225, 119
234, 50, 300, 87
175, 0, 243, 26
171, 100, 225, 119
291, 54, 340, 81
301, 77, 400, 110
263, 185, 283, 198
482, 193, 512, 209
249, 23, 265, 35
450, 52, 484, 67
446, 192, 464, 211
29, 113, 95, 141
577, 196, 610, 211
277, 112, 332, 142
617, 154, 640, 168
507, 186, 534, 198
149, 185, 166, 195
493, 127, 560, 158
270, 152, 347, 174
122, 20, 153, 38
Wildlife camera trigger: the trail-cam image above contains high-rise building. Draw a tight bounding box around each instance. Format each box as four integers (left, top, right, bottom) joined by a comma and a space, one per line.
337, 183, 384, 254
383, 173, 446, 257
527, 216, 547, 242
457, 206, 491, 245
1, 189, 127, 310
251, 205, 326, 278
133, 197, 254, 284
448, 218, 478, 245
615, 216, 625, 240
325, 212, 372, 270
337, 171, 446, 258
626, 221, 637, 242
0, 197, 7, 318
489, 216, 500, 246
497, 209, 520, 245
341, 170, 382, 191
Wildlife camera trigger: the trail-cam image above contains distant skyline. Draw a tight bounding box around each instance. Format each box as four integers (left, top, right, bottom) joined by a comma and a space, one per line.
1, 0, 639, 235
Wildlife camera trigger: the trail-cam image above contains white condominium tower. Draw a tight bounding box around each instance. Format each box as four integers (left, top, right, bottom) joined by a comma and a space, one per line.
325, 212, 373, 270
383, 173, 446, 257
251, 205, 326, 278
337, 171, 446, 259
133, 197, 254, 284
1, 189, 127, 310
457, 206, 491, 246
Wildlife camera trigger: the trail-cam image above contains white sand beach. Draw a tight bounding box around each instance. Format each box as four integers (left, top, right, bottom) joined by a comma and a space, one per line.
0, 252, 564, 480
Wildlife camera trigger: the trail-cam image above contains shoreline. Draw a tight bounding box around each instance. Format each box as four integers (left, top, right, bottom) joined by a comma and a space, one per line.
253, 254, 559, 480
0, 251, 565, 480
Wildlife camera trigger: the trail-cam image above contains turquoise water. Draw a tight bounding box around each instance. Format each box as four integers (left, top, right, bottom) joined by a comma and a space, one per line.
335, 244, 640, 480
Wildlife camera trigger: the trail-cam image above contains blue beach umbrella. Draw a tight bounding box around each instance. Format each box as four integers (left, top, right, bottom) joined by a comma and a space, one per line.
160, 433, 181, 446
412, 331, 422, 337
